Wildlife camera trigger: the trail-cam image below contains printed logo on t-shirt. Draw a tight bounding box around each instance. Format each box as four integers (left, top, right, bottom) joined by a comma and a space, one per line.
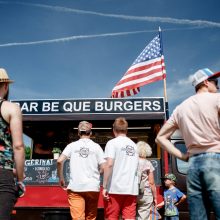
125, 145, 135, 156
79, 147, 89, 158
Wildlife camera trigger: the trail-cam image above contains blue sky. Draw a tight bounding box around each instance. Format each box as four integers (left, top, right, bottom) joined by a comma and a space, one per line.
0, 0, 220, 112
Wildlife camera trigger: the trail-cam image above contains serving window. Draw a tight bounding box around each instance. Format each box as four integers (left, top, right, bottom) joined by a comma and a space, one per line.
22, 119, 162, 185
23, 119, 161, 160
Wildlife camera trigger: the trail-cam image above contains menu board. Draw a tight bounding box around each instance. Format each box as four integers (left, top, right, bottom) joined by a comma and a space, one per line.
24, 159, 69, 185
23, 158, 161, 185
150, 158, 161, 185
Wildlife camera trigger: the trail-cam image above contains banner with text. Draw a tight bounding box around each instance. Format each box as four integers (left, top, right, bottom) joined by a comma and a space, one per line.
14, 98, 165, 115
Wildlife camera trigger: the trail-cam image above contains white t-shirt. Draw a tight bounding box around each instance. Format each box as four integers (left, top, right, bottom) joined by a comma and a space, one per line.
62, 138, 105, 192
104, 136, 139, 195
168, 92, 220, 156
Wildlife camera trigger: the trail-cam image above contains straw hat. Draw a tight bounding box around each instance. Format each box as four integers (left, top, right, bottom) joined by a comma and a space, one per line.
0, 68, 14, 83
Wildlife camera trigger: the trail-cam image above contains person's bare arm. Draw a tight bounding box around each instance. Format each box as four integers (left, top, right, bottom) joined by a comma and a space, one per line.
155, 122, 188, 161
99, 162, 106, 174
157, 201, 164, 208
148, 171, 157, 205
7, 102, 25, 182
102, 157, 114, 200
57, 154, 68, 187
175, 194, 187, 206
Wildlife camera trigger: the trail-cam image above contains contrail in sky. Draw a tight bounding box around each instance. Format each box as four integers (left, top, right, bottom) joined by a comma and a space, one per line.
0, 27, 205, 47
0, 1, 219, 47
0, 30, 157, 47
1, 1, 220, 28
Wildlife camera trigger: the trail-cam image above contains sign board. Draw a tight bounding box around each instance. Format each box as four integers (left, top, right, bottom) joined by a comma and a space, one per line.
23, 158, 161, 186
24, 159, 69, 185
150, 158, 161, 185
14, 98, 164, 115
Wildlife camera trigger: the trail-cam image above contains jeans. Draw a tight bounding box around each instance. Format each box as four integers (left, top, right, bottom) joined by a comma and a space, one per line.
187, 153, 220, 220
0, 169, 17, 220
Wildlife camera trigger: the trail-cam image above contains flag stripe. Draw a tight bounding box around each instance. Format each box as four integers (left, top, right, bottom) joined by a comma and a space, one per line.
112, 87, 140, 98
125, 56, 165, 76
115, 61, 165, 86
113, 71, 164, 91
122, 60, 164, 80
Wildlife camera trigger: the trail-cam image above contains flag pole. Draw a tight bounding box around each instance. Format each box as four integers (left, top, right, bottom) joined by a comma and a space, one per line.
159, 27, 169, 174
159, 27, 169, 120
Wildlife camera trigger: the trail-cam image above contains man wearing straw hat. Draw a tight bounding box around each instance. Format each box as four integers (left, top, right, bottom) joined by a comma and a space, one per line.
0, 68, 25, 220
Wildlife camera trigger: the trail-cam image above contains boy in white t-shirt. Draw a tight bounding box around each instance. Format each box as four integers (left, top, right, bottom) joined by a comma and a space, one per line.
57, 121, 106, 220
102, 117, 139, 220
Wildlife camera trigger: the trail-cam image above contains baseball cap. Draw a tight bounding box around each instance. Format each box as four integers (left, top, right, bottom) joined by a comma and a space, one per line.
78, 121, 92, 132
161, 173, 177, 182
0, 68, 14, 83
191, 68, 220, 87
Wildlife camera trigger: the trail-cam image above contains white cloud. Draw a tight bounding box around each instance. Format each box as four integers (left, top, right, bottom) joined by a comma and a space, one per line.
167, 78, 193, 104
177, 75, 193, 86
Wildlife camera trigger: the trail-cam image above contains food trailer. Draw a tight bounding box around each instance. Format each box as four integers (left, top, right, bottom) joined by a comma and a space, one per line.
12, 97, 167, 220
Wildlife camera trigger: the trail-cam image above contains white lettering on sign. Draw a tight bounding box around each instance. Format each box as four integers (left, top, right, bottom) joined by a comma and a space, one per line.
134, 101, 142, 111
143, 101, 152, 111
72, 101, 82, 112
124, 101, 133, 111
42, 102, 50, 112
152, 101, 161, 111
52, 102, 59, 112
95, 101, 103, 111
63, 101, 91, 112
114, 101, 123, 111
25, 159, 53, 166
15, 99, 163, 114
94, 100, 162, 112
42, 102, 59, 112
82, 101, 91, 111
20, 102, 39, 112
63, 102, 72, 112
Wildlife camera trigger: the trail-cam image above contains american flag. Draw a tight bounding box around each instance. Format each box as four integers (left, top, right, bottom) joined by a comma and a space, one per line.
111, 32, 166, 98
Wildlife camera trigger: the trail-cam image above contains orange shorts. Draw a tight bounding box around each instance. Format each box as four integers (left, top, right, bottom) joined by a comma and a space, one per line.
104, 194, 137, 220
67, 190, 99, 220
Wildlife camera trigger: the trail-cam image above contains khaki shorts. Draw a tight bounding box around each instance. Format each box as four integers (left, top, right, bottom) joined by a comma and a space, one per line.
136, 194, 153, 220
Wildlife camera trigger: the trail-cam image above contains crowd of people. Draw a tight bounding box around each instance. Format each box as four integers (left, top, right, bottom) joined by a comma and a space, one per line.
1, 67, 220, 220
57, 67, 220, 220
57, 117, 185, 220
